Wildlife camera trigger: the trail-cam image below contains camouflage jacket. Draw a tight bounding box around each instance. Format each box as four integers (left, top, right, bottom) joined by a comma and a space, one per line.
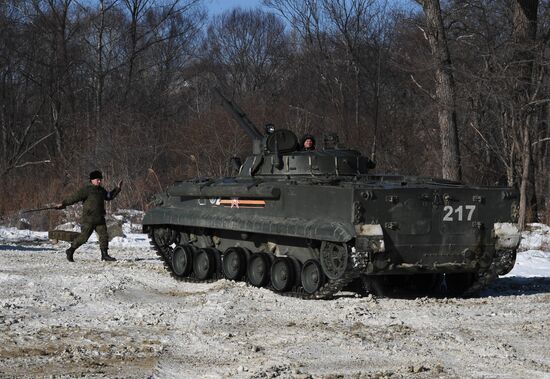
62, 184, 121, 225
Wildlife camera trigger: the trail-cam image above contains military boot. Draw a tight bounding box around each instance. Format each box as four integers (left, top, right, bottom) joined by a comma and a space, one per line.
66, 247, 75, 262
100, 249, 116, 262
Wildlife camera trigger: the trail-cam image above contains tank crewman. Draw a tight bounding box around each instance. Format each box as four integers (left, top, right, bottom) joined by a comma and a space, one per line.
55, 170, 123, 262
264, 123, 276, 134
302, 134, 316, 151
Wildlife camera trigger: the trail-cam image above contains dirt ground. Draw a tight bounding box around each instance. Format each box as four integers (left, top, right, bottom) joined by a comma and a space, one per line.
1, 242, 550, 378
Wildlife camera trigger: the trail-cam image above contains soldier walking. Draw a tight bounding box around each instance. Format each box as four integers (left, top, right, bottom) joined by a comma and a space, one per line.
56, 170, 123, 262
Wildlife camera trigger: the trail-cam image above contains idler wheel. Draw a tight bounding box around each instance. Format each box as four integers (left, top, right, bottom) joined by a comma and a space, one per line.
301, 259, 325, 294
247, 253, 270, 287
271, 257, 295, 292
193, 248, 216, 280
223, 247, 246, 281
172, 245, 194, 277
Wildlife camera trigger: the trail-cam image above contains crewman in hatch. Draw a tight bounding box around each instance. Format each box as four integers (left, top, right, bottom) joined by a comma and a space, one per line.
302, 134, 316, 151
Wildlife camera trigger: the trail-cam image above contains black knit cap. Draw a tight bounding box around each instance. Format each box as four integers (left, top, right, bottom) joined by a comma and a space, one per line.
89, 170, 103, 180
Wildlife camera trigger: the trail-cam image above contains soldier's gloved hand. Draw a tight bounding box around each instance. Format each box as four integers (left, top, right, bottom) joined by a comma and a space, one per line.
118, 180, 123, 189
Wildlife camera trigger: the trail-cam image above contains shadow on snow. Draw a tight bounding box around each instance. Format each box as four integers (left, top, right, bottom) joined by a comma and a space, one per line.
0, 244, 57, 252
483, 276, 550, 297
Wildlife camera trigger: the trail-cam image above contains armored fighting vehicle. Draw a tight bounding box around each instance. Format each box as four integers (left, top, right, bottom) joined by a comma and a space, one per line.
143, 90, 521, 298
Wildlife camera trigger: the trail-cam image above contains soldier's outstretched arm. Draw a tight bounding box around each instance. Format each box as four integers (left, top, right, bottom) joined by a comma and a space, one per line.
61, 187, 87, 207
105, 181, 122, 201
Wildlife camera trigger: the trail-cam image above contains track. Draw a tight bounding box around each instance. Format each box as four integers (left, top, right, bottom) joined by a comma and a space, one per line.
462, 249, 516, 297
148, 227, 518, 299
148, 228, 356, 299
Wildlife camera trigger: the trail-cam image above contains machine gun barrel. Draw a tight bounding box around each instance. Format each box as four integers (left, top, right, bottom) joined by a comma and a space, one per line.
213, 87, 264, 141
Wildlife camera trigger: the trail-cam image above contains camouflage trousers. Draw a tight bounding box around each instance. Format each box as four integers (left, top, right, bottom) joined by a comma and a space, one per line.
71, 223, 109, 251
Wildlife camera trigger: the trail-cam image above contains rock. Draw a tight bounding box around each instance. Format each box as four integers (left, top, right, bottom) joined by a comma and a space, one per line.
107, 219, 125, 240
56, 222, 80, 231
17, 218, 31, 230
409, 365, 428, 373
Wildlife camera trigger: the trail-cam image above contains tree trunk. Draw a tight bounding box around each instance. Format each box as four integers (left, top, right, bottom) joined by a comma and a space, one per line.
518, 119, 532, 229
417, 0, 462, 182
95, 0, 106, 129
123, 0, 140, 103
512, 0, 539, 229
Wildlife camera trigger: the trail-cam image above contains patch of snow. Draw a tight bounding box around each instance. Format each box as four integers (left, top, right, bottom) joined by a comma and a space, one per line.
114, 209, 145, 218
113, 209, 144, 234
0, 227, 48, 243
2, 222, 550, 278
1, 220, 550, 378
56, 222, 81, 232
519, 223, 550, 251
109, 233, 151, 248
504, 250, 550, 278
121, 221, 141, 234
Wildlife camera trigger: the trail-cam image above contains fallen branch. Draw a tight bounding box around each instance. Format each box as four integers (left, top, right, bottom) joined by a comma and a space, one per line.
15, 159, 52, 169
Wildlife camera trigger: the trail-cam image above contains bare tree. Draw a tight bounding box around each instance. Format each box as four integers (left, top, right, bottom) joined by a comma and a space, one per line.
0, 107, 53, 178
320, 0, 392, 161
264, 0, 399, 153
512, 0, 540, 229
204, 8, 288, 94
120, 0, 202, 103
21, 0, 83, 163
0, 1, 56, 177
415, 0, 462, 182
81, 0, 121, 128
1, 0, 549, 223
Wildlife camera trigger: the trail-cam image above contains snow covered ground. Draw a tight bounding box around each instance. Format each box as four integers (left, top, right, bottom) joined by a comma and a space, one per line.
1, 222, 549, 378
507, 223, 550, 278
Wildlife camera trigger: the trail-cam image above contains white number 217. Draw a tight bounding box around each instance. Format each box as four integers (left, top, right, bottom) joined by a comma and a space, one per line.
443, 205, 476, 222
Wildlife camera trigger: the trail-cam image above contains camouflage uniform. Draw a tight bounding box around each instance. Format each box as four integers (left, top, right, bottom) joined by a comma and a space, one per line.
62, 184, 121, 251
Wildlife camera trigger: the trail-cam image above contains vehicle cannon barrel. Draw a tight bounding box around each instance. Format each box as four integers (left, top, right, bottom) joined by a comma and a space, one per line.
213, 87, 263, 141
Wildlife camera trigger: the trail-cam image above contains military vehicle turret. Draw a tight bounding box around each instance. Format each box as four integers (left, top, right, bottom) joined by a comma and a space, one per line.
143, 89, 521, 298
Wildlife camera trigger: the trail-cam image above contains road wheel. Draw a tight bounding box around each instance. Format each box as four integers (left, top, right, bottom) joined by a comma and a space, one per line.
301, 259, 325, 294
223, 247, 246, 281
193, 249, 215, 280
172, 245, 194, 277
271, 257, 295, 292
247, 253, 270, 287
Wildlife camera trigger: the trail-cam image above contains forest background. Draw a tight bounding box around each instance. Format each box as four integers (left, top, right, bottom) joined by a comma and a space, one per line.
1, 0, 549, 229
